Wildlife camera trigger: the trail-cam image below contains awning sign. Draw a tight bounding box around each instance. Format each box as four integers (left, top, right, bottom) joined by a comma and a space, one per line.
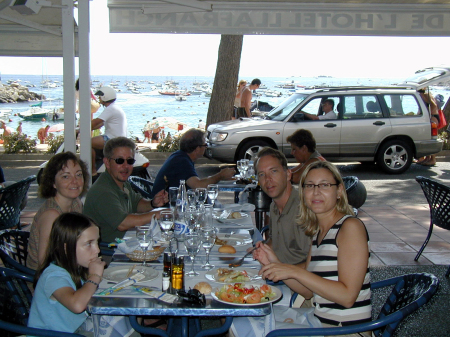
109, 8, 450, 36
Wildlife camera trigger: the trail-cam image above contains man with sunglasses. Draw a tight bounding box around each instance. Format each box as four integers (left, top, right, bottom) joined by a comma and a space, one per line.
151, 128, 235, 197
84, 137, 168, 242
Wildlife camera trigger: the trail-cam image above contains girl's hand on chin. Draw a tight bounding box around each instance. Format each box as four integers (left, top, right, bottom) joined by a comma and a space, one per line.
88, 257, 106, 274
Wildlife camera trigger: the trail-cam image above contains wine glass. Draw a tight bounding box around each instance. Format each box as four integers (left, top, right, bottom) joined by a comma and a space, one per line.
183, 232, 202, 276
159, 210, 174, 241
196, 188, 207, 206
187, 190, 197, 208
168, 187, 178, 212
185, 207, 201, 232
200, 227, 216, 270
136, 226, 153, 267
207, 184, 219, 207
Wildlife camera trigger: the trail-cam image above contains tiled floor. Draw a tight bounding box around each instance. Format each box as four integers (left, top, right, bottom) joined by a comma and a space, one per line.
19, 203, 450, 269
359, 204, 450, 267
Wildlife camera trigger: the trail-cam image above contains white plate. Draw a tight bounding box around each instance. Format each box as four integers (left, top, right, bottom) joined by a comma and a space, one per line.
216, 234, 251, 246
103, 266, 159, 283
205, 267, 260, 283
211, 283, 282, 306
213, 212, 249, 222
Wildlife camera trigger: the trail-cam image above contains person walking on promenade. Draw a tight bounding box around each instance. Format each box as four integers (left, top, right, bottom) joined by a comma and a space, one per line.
143, 120, 151, 143
233, 79, 247, 119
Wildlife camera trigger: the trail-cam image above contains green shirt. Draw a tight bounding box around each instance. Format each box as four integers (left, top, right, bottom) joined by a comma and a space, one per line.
83, 171, 142, 242
269, 188, 311, 265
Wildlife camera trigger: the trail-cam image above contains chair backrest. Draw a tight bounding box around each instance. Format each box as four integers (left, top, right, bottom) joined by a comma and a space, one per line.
277, 273, 439, 337
0, 267, 83, 337
0, 175, 36, 230
416, 176, 450, 230
0, 230, 35, 276
128, 176, 153, 199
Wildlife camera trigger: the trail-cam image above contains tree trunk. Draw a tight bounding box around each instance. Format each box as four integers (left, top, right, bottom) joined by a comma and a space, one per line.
206, 35, 243, 127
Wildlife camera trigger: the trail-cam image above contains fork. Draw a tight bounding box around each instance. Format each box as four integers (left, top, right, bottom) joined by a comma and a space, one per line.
228, 239, 268, 268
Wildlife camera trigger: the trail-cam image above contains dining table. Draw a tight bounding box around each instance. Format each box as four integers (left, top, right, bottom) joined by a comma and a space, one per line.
87, 206, 288, 337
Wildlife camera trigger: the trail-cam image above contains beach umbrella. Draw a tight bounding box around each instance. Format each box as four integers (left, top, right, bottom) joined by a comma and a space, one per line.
153, 117, 189, 131
48, 124, 64, 132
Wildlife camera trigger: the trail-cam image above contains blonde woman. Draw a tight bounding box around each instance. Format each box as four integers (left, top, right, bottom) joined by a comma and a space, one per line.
233, 80, 247, 119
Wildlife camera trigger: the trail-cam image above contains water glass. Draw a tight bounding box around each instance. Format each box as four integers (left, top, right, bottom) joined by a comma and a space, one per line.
196, 188, 207, 205
207, 184, 219, 207
183, 232, 202, 276
241, 159, 249, 178
187, 190, 197, 208
136, 226, 153, 267
169, 187, 178, 211
185, 207, 201, 232
203, 204, 213, 227
201, 227, 217, 270
159, 210, 174, 241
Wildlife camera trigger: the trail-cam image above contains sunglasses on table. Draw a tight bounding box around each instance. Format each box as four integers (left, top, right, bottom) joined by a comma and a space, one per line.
110, 157, 136, 165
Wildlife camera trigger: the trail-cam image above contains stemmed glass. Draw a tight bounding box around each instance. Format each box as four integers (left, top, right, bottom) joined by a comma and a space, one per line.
237, 160, 244, 178
184, 232, 202, 276
168, 187, 178, 212
136, 226, 153, 267
159, 210, 174, 241
207, 184, 219, 207
240, 159, 249, 179
200, 227, 217, 270
185, 207, 202, 232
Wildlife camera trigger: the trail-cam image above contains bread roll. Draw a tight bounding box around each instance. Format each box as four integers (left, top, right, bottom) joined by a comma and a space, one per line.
218, 245, 236, 254
194, 281, 212, 295
229, 211, 242, 219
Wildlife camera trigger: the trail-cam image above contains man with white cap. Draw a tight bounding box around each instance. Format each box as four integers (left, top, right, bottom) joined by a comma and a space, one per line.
89, 86, 127, 176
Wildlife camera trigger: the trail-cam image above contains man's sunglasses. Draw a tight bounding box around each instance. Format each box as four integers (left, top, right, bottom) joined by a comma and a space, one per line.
110, 158, 136, 165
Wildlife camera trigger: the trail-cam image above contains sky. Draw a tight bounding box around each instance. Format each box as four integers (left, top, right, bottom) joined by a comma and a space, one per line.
1, 0, 450, 79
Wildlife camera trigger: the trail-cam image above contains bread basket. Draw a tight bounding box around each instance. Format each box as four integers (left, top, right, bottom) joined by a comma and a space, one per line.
126, 246, 165, 262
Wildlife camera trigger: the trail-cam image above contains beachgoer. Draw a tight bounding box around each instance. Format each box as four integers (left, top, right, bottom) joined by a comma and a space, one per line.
1, 121, 13, 137
416, 88, 439, 166
233, 79, 247, 119
238, 78, 261, 118
198, 119, 206, 129
286, 129, 326, 184
160, 129, 165, 140
17, 121, 22, 134
151, 128, 235, 196
303, 98, 337, 120
143, 120, 151, 143
37, 125, 50, 144
254, 147, 311, 265
232, 161, 371, 336
151, 117, 161, 143
83, 137, 168, 242
26, 152, 89, 270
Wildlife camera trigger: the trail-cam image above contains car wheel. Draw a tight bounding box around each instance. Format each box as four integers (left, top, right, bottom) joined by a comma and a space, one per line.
376, 139, 412, 174
238, 140, 271, 162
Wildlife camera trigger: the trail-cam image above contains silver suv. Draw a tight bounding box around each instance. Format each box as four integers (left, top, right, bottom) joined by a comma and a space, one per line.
206, 67, 449, 174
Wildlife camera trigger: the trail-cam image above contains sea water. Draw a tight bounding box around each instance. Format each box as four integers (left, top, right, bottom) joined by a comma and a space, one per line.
1, 74, 448, 140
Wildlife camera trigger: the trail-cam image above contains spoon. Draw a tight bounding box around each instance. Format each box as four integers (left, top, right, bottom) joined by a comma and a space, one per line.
228, 239, 268, 268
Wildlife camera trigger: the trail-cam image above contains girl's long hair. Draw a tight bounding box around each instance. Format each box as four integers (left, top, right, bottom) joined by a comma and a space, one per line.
297, 161, 354, 236
33, 212, 98, 289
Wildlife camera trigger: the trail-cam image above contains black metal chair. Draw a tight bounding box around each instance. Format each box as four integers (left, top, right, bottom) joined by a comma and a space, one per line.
0, 267, 83, 337
342, 176, 367, 209
0, 230, 35, 276
415, 176, 450, 277
128, 176, 153, 199
267, 273, 439, 337
0, 175, 36, 230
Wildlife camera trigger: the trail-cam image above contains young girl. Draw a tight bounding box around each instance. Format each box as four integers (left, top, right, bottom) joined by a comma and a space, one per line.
28, 212, 105, 335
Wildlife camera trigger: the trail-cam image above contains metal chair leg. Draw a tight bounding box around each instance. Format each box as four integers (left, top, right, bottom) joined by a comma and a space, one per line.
414, 222, 433, 261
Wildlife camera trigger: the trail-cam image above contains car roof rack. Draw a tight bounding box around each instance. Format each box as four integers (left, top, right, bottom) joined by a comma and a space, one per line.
314, 86, 413, 93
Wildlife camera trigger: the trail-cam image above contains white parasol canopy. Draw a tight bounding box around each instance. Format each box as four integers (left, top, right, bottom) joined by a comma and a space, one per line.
48, 123, 64, 132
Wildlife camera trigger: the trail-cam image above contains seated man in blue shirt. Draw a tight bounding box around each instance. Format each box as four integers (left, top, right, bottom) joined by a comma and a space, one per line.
151, 128, 236, 196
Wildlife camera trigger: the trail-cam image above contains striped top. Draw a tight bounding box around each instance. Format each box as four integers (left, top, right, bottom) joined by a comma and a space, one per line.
308, 215, 371, 326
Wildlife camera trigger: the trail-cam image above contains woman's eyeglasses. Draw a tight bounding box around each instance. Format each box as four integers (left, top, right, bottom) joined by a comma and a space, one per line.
302, 183, 338, 190
110, 158, 136, 165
